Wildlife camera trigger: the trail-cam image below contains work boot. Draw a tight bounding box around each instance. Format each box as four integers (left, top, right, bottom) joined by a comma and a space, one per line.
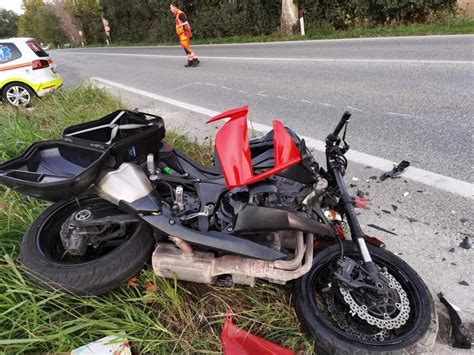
184, 60, 193, 68
192, 58, 200, 67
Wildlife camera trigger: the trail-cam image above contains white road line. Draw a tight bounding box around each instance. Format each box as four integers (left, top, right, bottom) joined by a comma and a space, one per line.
164, 83, 194, 92
300, 99, 312, 104
256, 93, 269, 97
220, 86, 233, 90
55, 34, 474, 50
347, 106, 363, 112
277, 96, 288, 100
319, 102, 336, 107
90, 77, 473, 199
68, 51, 473, 65
238, 90, 247, 94
386, 112, 418, 119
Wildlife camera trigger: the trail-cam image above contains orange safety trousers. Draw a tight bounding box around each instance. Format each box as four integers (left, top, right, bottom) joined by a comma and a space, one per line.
175, 9, 197, 61
179, 33, 197, 61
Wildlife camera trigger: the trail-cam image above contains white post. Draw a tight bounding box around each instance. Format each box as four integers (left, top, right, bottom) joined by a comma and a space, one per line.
78, 31, 84, 47
299, 9, 305, 36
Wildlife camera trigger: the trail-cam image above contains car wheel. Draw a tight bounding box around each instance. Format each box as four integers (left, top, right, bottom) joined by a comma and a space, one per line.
2, 83, 35, 107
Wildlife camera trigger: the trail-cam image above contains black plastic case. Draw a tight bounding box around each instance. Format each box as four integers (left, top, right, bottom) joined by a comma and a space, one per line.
0, 110, 166, 201
62, 110, 165, 166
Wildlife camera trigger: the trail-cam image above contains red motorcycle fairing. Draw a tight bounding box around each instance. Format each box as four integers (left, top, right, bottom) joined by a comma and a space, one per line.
207, 106, 301, 189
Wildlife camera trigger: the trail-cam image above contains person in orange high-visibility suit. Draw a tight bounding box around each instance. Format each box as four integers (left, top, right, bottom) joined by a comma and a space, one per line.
170, 2, 200, 67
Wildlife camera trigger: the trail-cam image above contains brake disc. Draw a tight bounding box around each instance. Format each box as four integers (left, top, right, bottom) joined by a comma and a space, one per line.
339, 269, 411, 330
325, 290, 390, 341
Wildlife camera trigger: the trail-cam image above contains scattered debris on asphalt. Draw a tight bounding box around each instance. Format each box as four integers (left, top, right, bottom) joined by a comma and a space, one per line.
391, 204, 398, 212
448, 248, 455, 253
71, 335, 131, 355
352, 177, 359, 181
380, 160, 410, 181
403, 192, 410, 197
459, 236, 472, 250
460, 218, 468, 224
458, 281, 469, 286
367, 224, 398, 236
369, 175, 378, 180
354, 196, 369, 209
221, 311, 292, 355
438, 293, 472, 349
381, 210, 391, 214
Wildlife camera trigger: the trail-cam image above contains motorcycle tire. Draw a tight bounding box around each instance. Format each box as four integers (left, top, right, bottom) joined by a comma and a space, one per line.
293, 242, 438, 354
20, 195, 155, 295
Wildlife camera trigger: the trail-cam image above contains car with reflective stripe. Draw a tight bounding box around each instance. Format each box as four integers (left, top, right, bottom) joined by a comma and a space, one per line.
0, 37, 63, 107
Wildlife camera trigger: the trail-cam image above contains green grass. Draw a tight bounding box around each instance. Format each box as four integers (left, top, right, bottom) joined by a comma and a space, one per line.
80, 17, 474, 49
0, 86, 312, 353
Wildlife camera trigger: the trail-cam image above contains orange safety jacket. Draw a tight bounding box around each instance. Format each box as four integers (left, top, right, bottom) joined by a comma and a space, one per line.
175, 9, 191, 37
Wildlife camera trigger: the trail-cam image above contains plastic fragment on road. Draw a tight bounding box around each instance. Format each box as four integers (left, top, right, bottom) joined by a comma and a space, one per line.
71, 335, 131, 355
380, 160, 410, 181
367, 224, 398, 236
221, 311, 293, 355
403, 192, 410, 197
354, 196, 369, 209
459, 236, 472, 250
438, 293, 472, 349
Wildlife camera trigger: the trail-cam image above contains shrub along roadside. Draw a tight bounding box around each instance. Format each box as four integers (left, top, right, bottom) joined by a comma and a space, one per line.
0, 86, 312, 353
79, 17, 474, 48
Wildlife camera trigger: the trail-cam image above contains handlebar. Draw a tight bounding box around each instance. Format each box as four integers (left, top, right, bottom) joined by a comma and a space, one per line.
333, 111, 352, 137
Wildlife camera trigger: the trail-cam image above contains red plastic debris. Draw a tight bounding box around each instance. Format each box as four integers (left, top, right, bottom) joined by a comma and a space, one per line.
363, 235, 385, 248
354, 196, 369, 208
221, 311, 293, 355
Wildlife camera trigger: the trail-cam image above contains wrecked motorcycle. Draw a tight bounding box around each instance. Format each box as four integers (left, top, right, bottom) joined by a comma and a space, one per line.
0, 107, 436, 353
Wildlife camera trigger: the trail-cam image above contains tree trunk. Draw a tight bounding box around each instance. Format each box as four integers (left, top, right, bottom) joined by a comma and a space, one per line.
281, 0, 298, 35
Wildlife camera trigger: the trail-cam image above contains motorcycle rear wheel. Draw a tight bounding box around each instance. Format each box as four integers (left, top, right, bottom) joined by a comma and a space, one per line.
293, 242, 438, 354
20, 195, 155, 295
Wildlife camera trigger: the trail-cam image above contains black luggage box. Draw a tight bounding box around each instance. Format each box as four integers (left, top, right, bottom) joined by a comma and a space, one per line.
0, 141, 109, 201
62, 110, 165, 166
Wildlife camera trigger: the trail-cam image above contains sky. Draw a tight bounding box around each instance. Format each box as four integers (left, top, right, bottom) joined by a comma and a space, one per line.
0, 0, 24, 14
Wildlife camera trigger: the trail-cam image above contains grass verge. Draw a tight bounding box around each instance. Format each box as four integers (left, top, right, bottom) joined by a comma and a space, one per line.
0, 86, 312, 353
80, 17, 474, 48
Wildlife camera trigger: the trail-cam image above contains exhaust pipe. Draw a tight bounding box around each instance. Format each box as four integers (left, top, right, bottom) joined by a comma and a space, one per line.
152, 232, 313, 286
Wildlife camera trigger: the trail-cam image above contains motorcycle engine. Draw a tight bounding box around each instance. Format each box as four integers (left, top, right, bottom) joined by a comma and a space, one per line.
213, 175, 315, 232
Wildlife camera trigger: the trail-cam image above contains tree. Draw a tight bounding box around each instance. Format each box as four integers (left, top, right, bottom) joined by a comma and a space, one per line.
49, 0, 81, 45
18, 0, 67, 45
65, 0, 103, 44
281, 0, 298, 35
0, 9, 19, 38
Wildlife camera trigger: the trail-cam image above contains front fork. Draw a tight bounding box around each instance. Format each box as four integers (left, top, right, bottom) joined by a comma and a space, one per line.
329, 161, 379, 281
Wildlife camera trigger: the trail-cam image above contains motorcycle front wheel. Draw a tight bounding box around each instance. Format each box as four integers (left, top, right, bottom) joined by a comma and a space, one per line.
293, 242, 438, 354
20, 195, 155, 295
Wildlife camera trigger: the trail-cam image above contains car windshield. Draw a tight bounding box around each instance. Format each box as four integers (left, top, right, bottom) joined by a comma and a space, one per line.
26, 40, 49, 58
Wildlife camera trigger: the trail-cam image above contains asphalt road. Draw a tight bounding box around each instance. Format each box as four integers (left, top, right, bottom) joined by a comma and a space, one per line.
52, 35, 474, 182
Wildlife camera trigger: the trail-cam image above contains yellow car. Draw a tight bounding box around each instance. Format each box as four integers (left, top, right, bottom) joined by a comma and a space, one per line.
0, 37, 63, 107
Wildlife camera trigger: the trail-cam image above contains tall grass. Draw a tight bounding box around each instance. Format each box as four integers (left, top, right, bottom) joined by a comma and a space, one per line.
0, 86, 312, 353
